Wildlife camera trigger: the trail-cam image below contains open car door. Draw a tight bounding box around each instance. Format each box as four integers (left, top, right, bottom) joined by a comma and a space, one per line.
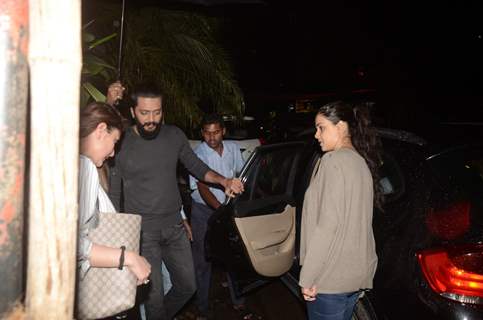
206, 142, 306, 294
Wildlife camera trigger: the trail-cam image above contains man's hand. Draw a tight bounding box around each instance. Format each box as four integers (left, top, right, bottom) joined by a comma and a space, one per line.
203, 171, 244, 198
223, 177, 244, 198
301, 286, 317, 301
182, 219, 193, 241
106, 81, 125, 106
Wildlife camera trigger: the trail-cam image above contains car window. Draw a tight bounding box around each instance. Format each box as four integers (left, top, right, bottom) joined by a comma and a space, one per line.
425, 147, 483, 241
238, 147, 299, 202
378, 153, 405, 203
428, 148, 483, 198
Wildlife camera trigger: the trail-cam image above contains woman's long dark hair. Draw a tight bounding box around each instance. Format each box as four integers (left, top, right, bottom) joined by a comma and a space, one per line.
318, 100, 384, 210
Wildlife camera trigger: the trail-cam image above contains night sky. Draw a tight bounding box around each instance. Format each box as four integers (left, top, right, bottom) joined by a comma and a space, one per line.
215, 1, 483, 124
221, 1, 483, 91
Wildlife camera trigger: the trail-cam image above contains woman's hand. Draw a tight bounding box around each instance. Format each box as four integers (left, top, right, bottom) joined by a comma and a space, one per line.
301, 286, 317, 301
125, 251, 151, 286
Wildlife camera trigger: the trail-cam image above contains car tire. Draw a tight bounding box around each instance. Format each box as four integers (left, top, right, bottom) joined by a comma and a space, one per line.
353, 294, 378, 320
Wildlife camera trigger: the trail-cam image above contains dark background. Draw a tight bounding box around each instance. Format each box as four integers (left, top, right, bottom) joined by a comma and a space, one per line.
224, 1, 483, 92
214, 1, 483, 133
105, 0, 483, 138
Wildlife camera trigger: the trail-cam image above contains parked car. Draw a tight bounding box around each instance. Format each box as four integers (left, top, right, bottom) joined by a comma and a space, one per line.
205, 127, 483, 319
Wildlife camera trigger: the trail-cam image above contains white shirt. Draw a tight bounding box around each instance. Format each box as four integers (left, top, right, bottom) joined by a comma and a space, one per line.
78, 155, 116, 278
190, 141, 244, 205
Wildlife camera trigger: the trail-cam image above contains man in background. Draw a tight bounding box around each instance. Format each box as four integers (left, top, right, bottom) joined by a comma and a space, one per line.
190, 113, 245, 320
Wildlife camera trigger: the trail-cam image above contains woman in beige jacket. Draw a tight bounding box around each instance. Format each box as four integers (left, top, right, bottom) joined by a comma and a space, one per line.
299, 101, 382, 320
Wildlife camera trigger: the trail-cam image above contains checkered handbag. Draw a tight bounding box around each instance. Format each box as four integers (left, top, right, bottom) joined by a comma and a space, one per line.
77, 212, 142, 320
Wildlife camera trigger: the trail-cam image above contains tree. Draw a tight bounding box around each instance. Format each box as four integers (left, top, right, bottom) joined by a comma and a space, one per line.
81, 20, 117, 107
84, 3, 245, 134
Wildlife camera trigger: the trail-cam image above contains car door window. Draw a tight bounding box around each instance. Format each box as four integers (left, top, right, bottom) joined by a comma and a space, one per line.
379, 153, 405, 203
238, 147, 299, 202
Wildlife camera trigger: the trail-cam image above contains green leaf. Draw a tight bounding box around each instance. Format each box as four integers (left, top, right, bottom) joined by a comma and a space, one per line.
83, 55, 115, 76
82, 63, 103, 76
88, 33, 117, 50
83, 82, 106, 102
81, 6, 244, 131
80, 88, 91, 108
83, 32, 95, 43
82, 19, 95, 30
99, 69, 113, 81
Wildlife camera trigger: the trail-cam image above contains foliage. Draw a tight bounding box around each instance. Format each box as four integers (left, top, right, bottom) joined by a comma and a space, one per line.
83, 4, 245, 134
81, 20, 117, 107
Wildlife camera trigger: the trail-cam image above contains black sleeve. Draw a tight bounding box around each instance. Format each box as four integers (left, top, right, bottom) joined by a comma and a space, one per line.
176, 128, 210, 180
108, 157, 122, 212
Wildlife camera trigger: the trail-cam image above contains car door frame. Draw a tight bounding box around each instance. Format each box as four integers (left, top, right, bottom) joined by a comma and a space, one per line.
206, 141, 306, 295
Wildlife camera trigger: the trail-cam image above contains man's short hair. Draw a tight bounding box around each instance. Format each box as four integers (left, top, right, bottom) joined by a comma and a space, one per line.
130, 82, 163, 108
201, 113, 225, 129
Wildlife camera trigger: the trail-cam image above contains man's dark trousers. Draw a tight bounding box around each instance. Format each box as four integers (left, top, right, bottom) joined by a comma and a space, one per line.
141, 221, 196, 320
191, 201, 215, 316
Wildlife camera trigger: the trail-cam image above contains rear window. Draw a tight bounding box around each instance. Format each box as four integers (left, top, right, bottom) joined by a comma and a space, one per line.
426, 147, 483, 241
428, 147, 483, 198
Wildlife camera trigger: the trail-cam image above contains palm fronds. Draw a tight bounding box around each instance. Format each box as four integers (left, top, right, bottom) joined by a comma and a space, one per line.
84, 4, 244, 133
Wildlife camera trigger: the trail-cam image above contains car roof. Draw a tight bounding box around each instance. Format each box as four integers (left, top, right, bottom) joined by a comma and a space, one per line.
294, 125, 483, 161
374, 128, 427, 146
295, 126, 427, 146
418, 122, 483, 158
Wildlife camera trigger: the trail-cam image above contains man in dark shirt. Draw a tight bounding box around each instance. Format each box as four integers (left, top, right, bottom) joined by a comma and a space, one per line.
107, 82, 244, 320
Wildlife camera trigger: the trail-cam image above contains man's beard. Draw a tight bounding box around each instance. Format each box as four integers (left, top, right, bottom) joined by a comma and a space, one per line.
134, 118, 161, 140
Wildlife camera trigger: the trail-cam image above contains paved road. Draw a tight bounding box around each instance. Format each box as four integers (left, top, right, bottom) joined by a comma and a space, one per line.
177, 265, 307, 320
115, 265, 306, 320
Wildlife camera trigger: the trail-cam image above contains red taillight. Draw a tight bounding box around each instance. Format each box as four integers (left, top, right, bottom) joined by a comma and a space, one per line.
426, 201, 471, 240
418, 245, 483, 304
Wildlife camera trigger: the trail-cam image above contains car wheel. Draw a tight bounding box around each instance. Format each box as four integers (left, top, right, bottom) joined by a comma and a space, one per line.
353, 294, 377, 320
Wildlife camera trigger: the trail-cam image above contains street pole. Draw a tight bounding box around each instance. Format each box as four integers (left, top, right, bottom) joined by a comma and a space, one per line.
0, 0, 29, 316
